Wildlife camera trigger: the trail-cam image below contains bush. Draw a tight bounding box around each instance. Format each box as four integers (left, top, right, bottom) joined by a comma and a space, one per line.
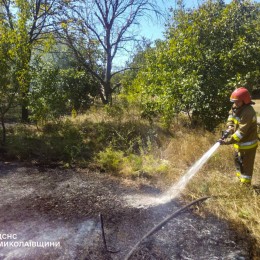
96, 147, 124, 173
4, 120, 90, 165
96, 146, 170, 178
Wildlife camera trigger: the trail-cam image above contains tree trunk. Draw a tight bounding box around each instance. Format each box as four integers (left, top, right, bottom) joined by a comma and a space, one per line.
1, 118, 6, 145
104, 26, 113, 104
21, 93, 29, 123
22, 106, 29, 123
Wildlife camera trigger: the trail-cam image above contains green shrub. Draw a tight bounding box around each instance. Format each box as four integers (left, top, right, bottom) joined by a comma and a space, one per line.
96, 147, 124, 173
96, 146, 170, 178
4, 120, 91, 164
104, 104, 124, 122
142, 155, 169, 175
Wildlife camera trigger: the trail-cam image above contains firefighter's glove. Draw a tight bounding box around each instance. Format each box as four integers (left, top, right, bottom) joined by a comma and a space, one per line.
218, 130, 231, 145
218, 139, 228, 145
222, 130, 230, 139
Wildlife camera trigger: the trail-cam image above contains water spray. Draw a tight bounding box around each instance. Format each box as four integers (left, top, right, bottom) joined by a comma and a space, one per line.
160, 141, 221, 202
123, 138, 225, 258
124, 138, 223, 208
159, 129, 232, 203
102, 135, 227, 258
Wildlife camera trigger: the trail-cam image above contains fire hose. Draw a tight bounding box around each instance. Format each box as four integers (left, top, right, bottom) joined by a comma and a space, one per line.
99, 213, 120, 254
100, 133, 227, 258
99, 127, 258, 258
99, 196, 210, 259
124, 196, 210, 260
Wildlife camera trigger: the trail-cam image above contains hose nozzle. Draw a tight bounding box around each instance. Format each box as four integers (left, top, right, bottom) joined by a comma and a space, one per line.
221, 130, 230, 140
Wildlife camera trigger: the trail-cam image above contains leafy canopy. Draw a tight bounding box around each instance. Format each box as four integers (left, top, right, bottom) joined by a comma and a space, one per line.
130, 0, 260, 130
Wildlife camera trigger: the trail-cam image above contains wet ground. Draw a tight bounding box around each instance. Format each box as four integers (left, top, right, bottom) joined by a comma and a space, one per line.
0, 162, 254, 259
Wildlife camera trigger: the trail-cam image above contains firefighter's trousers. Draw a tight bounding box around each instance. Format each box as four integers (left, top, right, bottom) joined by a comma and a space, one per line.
234, 147, 257, 182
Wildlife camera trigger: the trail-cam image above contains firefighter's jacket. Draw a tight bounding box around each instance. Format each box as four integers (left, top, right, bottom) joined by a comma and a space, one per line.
225, 104, 258, 150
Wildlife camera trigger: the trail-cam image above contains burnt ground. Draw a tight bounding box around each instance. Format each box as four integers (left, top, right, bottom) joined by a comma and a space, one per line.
0, 161, 256, 260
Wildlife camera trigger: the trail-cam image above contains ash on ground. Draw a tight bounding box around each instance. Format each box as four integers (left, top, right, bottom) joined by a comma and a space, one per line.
0, 162, 256, 259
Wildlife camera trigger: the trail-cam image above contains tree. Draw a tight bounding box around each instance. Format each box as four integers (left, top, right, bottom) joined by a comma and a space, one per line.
28, 50, 99, 123
57, 0, 162, 104
0, 18, 19, 144
131, 0, 260, 130
1, 0, 59, 122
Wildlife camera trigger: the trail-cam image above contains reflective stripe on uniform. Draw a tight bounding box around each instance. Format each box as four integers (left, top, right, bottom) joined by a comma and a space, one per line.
240, 174, 252, 184
240, 178, 251, 184
240, 174, 252, 180
228, 115, 240, 125
234, 139, 258, 150
232, 130, 243, 141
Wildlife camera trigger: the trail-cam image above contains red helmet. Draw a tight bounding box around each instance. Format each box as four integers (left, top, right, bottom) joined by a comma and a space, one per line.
230, 87, 251, 104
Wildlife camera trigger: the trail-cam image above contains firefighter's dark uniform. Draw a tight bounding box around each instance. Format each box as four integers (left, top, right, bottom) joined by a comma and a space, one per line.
225, 104, 258, 183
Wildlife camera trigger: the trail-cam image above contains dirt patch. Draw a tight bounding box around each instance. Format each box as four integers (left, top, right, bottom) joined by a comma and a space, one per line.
0, 162, 254, 259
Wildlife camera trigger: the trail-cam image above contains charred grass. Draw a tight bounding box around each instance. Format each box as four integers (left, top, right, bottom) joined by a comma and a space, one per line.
0, 104, 260, 258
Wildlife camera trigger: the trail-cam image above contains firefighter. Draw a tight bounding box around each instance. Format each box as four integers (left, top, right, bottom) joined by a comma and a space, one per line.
220, 87, 258, 185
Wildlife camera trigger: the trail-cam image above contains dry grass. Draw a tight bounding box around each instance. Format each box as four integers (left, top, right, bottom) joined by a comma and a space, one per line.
184, 174, 260, 257
72, 103, 142, 125
253, 99, 260, 116
41, 104, 260, 257
78, 102, 260, 256
162, 129, 260, 258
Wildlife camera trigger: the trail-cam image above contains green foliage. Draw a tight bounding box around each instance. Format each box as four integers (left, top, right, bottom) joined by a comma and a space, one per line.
129, 0, 260, 130
96, 146, 169, 177
139, 155, 169, 177
28, 60, 98, 122
0, 26, 18, 109
104, 104, 124, 122
59, 68, 97, 111
0, 0, 59, 122
80, 119, 156, 154
96, 147, 124, 173
28, 64, 62, 122
3, 110, 162, 167
0, 14, 22, 143
6, 120, 90, 165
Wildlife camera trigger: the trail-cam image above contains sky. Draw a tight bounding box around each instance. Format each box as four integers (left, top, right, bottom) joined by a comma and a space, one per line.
115, 0, 259, 67
141, 0, 260, 41
115, 0, 206, 66
140, 0, 229, 42
139, 0, 173, 42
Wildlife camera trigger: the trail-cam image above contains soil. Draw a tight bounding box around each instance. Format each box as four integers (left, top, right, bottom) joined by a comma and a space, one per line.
0, 161, 255, 260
